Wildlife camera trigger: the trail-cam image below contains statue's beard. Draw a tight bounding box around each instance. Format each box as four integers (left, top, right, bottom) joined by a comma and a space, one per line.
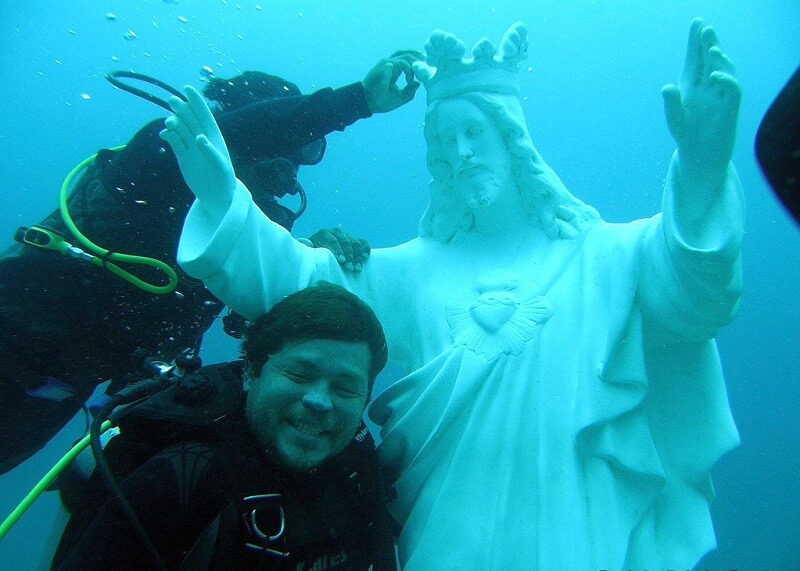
460, 174, 502, 209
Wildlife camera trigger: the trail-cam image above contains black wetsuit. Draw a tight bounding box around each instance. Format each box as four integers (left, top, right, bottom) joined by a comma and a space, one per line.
0, 83, 372, 474
52, 362, 397, 570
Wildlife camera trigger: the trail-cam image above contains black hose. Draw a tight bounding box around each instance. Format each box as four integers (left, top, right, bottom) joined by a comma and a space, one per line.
89, 379, 169, 570
106, 70, 186, 112
292, 186, 308, 222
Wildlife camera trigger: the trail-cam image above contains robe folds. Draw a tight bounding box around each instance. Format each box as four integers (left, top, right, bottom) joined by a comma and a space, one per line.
178, 155, 744, 570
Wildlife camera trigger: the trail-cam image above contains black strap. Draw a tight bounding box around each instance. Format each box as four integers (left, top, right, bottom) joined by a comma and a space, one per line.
178, 498, 240, 570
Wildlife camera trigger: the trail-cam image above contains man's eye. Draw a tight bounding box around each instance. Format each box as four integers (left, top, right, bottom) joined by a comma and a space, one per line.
467, 127, 483, 137
334, 384, 361, 398
285, 370, 313, 383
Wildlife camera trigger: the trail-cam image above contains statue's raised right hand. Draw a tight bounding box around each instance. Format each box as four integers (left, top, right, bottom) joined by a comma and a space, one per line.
160, 86, 237, 219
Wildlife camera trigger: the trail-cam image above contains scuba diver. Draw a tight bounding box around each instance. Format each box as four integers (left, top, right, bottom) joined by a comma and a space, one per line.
0, 51, 422, 475
52, 282, 397, 570
756, 64, 800, 225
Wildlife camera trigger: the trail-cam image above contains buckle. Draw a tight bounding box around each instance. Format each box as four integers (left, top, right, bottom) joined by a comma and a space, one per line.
241, 493, 290, 558
15, 226, 65, 250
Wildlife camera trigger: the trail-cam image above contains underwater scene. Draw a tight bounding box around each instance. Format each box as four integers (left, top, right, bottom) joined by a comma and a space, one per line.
0, 0, 798, 569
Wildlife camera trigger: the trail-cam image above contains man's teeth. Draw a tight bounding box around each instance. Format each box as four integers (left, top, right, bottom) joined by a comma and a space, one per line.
292, 420, 325, 436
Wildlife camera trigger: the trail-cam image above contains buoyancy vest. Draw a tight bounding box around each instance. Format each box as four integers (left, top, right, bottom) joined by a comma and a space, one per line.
54, 362, 397, 570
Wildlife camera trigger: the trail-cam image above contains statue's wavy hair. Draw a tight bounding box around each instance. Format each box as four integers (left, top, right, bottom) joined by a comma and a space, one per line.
419, 91, 600, 243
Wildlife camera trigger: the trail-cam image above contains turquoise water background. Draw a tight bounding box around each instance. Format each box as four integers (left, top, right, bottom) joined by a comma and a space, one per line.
0, 1, 798, 568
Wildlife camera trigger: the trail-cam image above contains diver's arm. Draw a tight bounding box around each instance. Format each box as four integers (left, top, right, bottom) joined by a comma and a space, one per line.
218, 50, 422, 166
217, 83, 371, 165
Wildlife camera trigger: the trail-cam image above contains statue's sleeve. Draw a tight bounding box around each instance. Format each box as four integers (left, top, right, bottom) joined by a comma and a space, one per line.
637, 152, 745, 342
177, 182, 347, 320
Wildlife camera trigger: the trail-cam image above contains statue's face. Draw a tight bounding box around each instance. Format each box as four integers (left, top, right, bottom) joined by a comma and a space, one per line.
434, 98, 514, 209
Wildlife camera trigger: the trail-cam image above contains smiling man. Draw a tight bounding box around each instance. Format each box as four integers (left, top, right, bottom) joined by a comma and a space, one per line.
246, 337, 370, 471
53, 281, 395, 570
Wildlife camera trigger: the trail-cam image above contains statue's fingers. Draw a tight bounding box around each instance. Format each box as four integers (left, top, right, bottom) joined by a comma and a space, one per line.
710, 71, 742, 108
700, 26, 720, 51
183, 86, 217, 132
195, 134, 229, 167
174, 86, 211, 137
700, 26, 720, 81
166, 94, 189, 115
183, 85, 232, 163
682, 18, 705, 85
661, 83, 685, 137
708, 46, 736, 77
163, 115, 194, 148
159, 126, 187, 155
164, 91, 203, 138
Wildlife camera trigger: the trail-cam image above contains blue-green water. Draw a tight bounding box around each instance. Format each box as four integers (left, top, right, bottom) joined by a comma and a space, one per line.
0, 1, 798, 569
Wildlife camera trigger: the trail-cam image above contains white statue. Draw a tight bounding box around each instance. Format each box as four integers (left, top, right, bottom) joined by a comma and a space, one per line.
163, 19, 744, 570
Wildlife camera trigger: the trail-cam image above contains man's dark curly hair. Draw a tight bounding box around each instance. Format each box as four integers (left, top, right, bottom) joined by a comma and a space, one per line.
242, 282, 388, 394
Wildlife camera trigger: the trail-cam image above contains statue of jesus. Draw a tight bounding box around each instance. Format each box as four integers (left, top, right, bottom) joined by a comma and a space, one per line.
164, 20, 743, 570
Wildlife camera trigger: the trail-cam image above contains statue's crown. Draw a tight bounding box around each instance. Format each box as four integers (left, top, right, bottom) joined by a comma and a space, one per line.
414, 22, 528, 104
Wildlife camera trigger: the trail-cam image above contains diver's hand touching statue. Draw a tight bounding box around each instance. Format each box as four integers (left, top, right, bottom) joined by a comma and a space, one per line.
363, 50, 423, 113
161, 86, 237, 221
307, 228, 371, 271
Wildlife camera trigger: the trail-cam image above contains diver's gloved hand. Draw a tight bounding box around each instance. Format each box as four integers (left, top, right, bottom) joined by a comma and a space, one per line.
305, 228, 371, 272
363, 50, 424, 114
160, 86, 238, 220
